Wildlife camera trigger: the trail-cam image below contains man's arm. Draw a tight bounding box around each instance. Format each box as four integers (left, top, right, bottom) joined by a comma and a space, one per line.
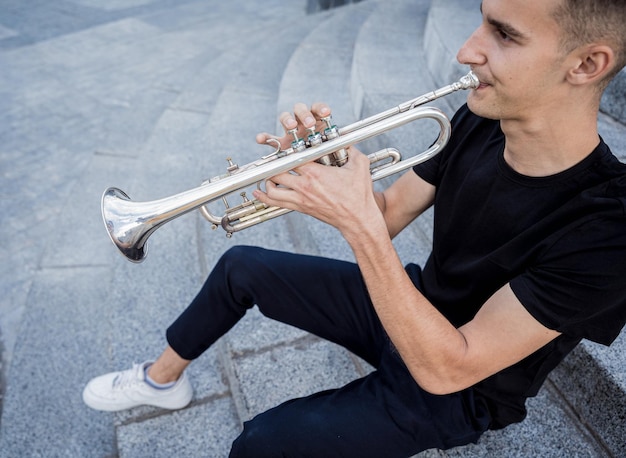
346, 214, 561, 394
340, 154, 562, 394
256, 150, 560, 394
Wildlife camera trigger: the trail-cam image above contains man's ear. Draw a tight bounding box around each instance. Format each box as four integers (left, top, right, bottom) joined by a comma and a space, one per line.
567, 44, 615, 86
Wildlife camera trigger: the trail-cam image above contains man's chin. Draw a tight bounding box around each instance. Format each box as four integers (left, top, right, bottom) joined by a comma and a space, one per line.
466, 96, 500, 121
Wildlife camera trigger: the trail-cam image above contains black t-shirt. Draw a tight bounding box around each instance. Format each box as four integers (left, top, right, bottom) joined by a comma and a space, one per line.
413, 104, 626, 429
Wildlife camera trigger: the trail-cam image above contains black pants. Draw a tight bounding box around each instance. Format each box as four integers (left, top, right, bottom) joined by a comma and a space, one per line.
166, 246, 491, 457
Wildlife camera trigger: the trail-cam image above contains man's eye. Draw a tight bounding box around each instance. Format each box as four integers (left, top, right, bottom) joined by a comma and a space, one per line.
497, 29, 512, 41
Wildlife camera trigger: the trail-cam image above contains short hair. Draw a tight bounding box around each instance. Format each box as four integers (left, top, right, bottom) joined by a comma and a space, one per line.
552, 0, 626, 86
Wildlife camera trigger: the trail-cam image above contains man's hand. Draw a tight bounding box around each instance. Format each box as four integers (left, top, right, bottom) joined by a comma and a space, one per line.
253, 149, 378, 234
253, 102, 381, 236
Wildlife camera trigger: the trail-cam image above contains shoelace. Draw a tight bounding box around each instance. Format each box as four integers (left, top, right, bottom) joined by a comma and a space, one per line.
112, 363, 144, 390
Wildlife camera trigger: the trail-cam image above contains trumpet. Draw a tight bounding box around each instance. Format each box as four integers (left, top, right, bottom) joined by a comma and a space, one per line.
102, 71, 479, 262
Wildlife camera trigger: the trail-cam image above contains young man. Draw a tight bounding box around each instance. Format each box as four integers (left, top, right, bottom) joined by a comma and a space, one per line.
83, 0, 626, 456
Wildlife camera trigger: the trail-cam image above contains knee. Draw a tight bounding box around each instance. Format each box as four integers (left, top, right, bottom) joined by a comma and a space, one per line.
220, 245, 258, 265
211, 245, 261, 284
217, 245, 270, 273
202, 246, 270, 309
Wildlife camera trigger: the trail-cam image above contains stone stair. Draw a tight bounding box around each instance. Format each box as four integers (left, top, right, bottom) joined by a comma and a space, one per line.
0, 0, 624, 457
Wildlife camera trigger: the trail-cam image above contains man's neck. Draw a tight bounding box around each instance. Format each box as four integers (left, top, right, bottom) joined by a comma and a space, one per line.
500, 103, 601, 177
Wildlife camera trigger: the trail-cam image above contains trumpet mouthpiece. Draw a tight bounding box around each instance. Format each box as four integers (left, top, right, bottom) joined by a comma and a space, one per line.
461, 71, 480, 90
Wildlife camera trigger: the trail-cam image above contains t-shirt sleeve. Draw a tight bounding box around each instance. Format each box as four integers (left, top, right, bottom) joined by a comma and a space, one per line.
510, 216, 626, 346
413, 145, 442, 186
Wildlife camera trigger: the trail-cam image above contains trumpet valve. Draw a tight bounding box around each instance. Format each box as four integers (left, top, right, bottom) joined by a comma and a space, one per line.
315, 115, 344, 166
288, 128, 306, 153
316, 155, 333, 166
321, 116, 338, 141
333, 149, 349, 167
226, 157, 239, 173
307, 127, 323, 147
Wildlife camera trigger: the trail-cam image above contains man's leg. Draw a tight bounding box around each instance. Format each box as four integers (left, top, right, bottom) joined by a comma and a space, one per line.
166, 245, 389, 366
84, 245, 387, 411
229, 343, 492, 458
146, 345, 190, 384
168, 246, 491, 456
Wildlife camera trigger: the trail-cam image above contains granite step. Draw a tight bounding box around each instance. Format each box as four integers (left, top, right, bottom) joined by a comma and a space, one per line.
1, 0, 624, 456
0, 1, 315, 456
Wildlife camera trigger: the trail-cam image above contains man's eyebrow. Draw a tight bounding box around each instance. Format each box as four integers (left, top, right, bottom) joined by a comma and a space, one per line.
480, 2, 528, 41
488, 17, 528, 40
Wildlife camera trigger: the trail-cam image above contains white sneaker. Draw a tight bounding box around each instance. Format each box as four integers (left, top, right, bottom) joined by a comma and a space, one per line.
82, 361, 192, 411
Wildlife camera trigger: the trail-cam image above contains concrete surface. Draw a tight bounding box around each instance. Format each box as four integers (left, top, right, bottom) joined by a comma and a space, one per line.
1, 0, 624, 457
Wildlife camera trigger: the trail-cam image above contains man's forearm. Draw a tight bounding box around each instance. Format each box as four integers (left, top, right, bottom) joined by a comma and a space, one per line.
342, 217, 470, 394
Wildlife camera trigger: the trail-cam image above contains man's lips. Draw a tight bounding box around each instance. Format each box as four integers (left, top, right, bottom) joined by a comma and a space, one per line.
470, 72, 491, 89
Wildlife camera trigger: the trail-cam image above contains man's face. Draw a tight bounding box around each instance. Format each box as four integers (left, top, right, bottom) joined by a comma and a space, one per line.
457, 0, 571, 121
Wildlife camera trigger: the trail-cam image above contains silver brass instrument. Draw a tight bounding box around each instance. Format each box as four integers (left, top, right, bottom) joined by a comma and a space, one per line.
102, 71, 479, 262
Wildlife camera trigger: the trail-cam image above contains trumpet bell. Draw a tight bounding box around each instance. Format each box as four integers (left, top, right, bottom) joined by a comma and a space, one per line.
102, 187, 148, 263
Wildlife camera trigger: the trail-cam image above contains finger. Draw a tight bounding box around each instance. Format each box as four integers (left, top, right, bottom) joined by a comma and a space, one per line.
293, 102, 317, 129
311, 102, 331, 120
253, 180, 299, 210
267, 169, 301, 190
278, 111, 298, 132
256, 132, 280, 145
